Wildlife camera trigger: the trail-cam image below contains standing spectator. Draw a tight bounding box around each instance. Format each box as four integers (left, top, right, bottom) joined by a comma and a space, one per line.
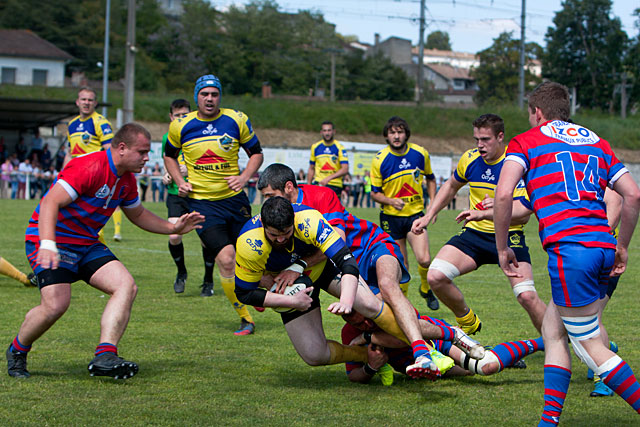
307, 121, 349, 197
40, 165, 56, 194
29, 156, 41, 199
151, 162, 164, 202
9, 154, 19, 199
296, 168, 306, 183
15, 137, 28, 162
138, 166, 150, 202
246, 170, 259, 204
30, 129, 44, 162
342, 173, 352, 207
40, 144, 52, 170
351, 174, 363, 208
17, 158, 32, 199
1, 157, 13, 198
54, 146, 66, 172
362, 170, 372, 208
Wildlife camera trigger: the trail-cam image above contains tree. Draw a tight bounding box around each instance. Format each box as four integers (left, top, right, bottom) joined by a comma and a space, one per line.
624, 8, 640, 114
471, 32, 541, 105
425, 31, 451, 51
543, 0, 627, 110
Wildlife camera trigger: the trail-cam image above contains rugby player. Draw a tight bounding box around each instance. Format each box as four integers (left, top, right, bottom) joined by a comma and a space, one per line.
495, 82, 640, 424
6, 123, 204, 379
370, 116, 439, 311
163, 74, 263, 335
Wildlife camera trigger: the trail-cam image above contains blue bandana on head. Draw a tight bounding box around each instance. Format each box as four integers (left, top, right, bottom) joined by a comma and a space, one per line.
194, 74, 222, 105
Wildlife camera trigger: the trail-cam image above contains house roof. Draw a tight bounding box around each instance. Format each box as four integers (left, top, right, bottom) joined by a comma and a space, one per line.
425, 63, 473, 81
0, 29, 74, 61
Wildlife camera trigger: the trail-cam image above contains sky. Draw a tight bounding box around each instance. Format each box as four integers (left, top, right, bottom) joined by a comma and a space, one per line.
215, 0, 639, 54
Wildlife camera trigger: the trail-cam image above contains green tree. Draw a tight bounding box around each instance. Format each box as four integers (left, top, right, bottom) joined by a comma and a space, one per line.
472, 32, 541, 105
543, 0, 627, 110
338, 51, 413, 101
425, 31, 451, 50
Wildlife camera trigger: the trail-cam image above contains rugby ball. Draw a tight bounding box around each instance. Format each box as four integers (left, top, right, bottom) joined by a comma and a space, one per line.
269, 281, 307, 313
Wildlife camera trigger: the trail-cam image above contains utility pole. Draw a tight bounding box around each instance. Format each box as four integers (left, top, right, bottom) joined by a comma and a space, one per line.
330, 51, 336, 102
518, 0, 526, 109
417, 0, 426, 104
123, 0, 136, 124
101, 0, 111, 118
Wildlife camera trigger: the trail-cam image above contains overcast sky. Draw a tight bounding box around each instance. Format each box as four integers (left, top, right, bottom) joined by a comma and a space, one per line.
215, 0, 639, 54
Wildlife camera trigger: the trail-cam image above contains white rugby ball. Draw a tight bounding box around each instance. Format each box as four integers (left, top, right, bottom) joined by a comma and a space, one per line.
269, 281, 307, 313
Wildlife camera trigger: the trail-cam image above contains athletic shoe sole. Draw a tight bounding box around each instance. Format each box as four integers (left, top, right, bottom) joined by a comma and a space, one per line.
88, 360, 138, 379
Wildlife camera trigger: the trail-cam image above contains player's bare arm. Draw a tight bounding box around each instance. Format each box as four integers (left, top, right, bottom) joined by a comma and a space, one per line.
163, 155, 191, 197
412, 174, 464, 234
36, 183, 74, 270
494, 161, 524, 278
122, 205, 204, 235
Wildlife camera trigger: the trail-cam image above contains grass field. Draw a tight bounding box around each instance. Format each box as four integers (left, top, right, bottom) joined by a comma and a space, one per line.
1, 199, 640, 426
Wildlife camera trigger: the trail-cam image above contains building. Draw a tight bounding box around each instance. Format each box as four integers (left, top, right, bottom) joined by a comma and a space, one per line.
0, 30, 73, 87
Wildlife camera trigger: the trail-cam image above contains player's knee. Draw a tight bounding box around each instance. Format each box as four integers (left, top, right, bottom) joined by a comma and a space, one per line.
300, 352, 329, 366
561, 314, 601, 371
44, 300, 70, 320
168, 234, 182, 245
416, 257, 431, 269
427, 260, 459, 288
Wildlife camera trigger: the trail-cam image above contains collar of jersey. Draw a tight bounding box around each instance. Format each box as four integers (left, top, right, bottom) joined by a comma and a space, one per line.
196, 109, 223, 121
106, 149, 120, 177
482, 148, 506, 166
388, 144, 410, 157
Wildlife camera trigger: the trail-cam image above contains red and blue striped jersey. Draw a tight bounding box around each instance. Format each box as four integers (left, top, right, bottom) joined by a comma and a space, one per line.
506, 120, 627, 249
25, 150, 140, 245
296, 184, 406, 284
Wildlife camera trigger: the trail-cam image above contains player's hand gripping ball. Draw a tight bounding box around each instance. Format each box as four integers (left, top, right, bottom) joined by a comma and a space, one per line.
269, 275, 311, 313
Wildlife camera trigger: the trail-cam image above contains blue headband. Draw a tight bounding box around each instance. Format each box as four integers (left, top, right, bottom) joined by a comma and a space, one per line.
194, 74, 222, 105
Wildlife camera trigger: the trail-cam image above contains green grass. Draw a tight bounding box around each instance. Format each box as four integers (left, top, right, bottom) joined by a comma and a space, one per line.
1, 199, 640, 425
2, 84, 639, 149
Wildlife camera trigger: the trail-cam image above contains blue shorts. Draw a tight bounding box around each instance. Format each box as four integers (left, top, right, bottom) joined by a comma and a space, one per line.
546, 243, 614, 307
380, 212, 423, 240
189, 192, 252, 254
360, 241, 410, 290
25, 241, 117, 288
447, 227, 531, 266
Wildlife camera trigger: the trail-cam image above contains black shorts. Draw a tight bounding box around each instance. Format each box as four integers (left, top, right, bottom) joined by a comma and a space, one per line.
280, 262, 338, 325
190, 192, 252, 256
606, 275, 619, 298
380, 212, 424, 240
446, 227, 531, 267
166, 193, 190, 218
36, 255, 118, 289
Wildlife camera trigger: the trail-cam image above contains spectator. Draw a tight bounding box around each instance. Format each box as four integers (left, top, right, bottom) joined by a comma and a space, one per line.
40, 143, 52, 170
246, 170, 259, 204
17, 158, 32, 199
351, 174, 363, 208
40, 165, 56, 194
361, 170, 372, 208
0, 136, 5, 163
138, 166, 150, 202
1, 157, 12, 198
30, 129, 44, 162
151, 162, 165, 202
54, 145, 66, 172
296, 168, 306, 183
15, 137, 28, 162
342, 173, 352, 206
29, 156, 42, 199
8, 154, 19, 199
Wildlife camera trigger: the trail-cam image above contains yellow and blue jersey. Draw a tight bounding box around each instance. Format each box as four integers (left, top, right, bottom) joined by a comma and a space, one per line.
235, 204, 346, 291
309, 139, 348, 188
454, 147, 528, 233
167, 108, 259, 201
67, 111, 113, 157
370, 143, 435, 216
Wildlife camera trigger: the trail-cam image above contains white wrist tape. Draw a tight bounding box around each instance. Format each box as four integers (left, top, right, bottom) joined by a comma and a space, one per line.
285, 263, 305, 275
40, 239, 58, 254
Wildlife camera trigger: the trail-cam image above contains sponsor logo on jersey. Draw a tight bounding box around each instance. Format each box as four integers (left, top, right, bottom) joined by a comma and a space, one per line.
102, 125, 112, 135
321, 162, 335, 171
412, 168, 422, 183
298, 218, 311, 238
398, 158, 411, 170
541, 121, 600, 145
194, 149, 230, 171
481, 168, 496, 182
394, 183, 418, 198
77, 123, 84, 131
95, 184, 110, 198
246, 238, 263, 255
323, 147, 332, 154
316, 219, 332, 244
82, 131, 91, 144
202, 124, 218, 136
218, 134, 234, 151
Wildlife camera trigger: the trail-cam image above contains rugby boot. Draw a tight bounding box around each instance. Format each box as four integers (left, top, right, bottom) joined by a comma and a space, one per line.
88, 353, 138, 379
452, 326, 485, 359
174, 272, 187, 293
6, 345, 30, 378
